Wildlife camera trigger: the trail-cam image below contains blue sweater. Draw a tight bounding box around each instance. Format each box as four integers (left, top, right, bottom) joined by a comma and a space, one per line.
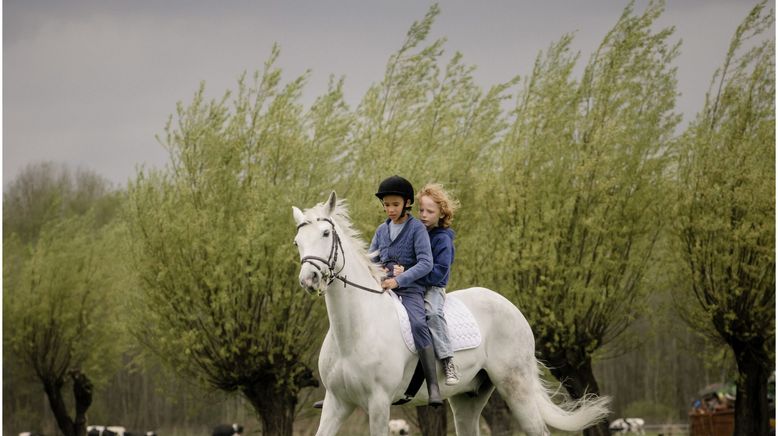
420, 227, 455, 288
369, 215, 433, 293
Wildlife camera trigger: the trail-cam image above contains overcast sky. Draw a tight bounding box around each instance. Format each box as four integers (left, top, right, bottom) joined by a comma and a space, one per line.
3, 0, 768, 187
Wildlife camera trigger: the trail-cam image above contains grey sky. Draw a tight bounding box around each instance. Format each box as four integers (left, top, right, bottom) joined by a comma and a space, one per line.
3, 0, 768, 187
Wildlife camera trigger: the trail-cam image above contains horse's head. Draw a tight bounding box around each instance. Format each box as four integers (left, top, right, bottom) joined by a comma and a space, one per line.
292, 191, 340, 295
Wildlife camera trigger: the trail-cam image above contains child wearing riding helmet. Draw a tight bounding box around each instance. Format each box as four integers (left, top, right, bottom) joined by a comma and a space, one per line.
368, 175, 442, 407
394, 183, 460, 386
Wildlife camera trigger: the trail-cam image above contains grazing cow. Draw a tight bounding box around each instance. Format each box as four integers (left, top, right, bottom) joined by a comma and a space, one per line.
106, 427, 126, 436
388, 419, 410, 435
87, 426, 106, 436
212, 423, 243, 436
609, 418, 646, 435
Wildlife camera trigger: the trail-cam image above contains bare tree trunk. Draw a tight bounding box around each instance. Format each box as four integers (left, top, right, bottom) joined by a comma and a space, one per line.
416, 403, 447, 436
243, 384, 296, 436
242, 369, 317, 436
42, 371, 93, 436
71, 370, 93, 436
44, 377, 75, 436
482, 392, 515, 436
732, 342, 770, 436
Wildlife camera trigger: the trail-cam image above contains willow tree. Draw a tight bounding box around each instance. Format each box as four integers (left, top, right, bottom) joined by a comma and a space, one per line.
126, 47, 351, 435
467, 3, 680, 434
674, 3, 774, 435
5, 217, 123, 436
3, 164, 125, 436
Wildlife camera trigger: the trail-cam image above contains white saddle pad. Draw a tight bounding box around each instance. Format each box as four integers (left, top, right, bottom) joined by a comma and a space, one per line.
389, 291, 482, 353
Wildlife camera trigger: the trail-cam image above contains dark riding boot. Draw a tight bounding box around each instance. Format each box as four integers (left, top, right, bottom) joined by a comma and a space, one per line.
419, 345, 443, 407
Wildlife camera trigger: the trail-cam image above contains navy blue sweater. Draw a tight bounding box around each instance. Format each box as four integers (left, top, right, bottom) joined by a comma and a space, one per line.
420, 227, 455, 288
369, 215, 433, 293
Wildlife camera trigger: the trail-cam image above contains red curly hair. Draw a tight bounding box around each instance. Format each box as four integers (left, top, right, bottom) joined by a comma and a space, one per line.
416, 183, 460, 228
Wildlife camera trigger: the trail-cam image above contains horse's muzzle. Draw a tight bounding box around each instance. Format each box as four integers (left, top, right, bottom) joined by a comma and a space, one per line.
299, 265, 324, 295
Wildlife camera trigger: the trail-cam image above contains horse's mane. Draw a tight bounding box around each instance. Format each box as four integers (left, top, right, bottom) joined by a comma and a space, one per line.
304, 199, 384, 283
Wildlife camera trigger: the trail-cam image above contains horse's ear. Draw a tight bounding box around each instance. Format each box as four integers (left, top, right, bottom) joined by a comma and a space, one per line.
292, 206, 306, 226
325, 191, 337, 216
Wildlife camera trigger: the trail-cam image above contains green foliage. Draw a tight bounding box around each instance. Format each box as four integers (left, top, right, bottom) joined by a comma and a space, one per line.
3, 163, 123, 400
3, 162, 121, 244
3, 163, 128, 433
342, 3, 515, 239
470, 1, 680, 366
4, 211, 126, 387
674, 0, 774, 364
125, 46, 347, 404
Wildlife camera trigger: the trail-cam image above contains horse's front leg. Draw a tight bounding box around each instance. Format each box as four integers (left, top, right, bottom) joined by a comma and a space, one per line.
367, 392, 392, 436
315, 391, 355, 436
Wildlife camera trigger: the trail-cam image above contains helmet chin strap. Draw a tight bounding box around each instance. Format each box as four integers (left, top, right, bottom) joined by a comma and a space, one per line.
399, 199, 411, 218
380, 198, 412, 219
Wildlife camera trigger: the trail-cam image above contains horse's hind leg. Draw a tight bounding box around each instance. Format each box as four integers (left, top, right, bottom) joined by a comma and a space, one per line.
448, 385, 495, 436
315, 392, 355, 436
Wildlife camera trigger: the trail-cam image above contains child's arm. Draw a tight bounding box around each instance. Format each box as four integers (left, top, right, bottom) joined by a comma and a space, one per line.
395, 224, 432, 288
425, 234, 453, 285
368, 229, 381, 263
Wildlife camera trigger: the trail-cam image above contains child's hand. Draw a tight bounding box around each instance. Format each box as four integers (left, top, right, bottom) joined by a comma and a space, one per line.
393, 265, 405, 276
382, 278, 399, 290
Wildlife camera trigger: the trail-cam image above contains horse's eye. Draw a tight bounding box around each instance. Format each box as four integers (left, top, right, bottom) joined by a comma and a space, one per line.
323, 229, 331, 237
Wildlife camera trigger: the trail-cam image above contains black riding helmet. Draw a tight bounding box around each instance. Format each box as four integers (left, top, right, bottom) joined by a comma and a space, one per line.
375, 175, 414, 210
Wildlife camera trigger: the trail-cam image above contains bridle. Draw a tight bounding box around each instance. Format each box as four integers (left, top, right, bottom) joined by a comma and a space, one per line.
297, 218, 385, 295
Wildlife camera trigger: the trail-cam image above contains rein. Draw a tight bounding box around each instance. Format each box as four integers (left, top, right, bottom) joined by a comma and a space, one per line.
297, 218, 385, 295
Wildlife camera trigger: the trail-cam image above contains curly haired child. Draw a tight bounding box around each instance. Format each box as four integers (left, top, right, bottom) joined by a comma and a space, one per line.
395, 182, 461, 385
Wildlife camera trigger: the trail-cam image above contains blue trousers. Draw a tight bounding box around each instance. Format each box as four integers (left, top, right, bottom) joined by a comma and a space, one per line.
396, 288, 433, 349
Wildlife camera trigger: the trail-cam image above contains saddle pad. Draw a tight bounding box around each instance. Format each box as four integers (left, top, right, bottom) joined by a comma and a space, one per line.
389, 291, 482, 353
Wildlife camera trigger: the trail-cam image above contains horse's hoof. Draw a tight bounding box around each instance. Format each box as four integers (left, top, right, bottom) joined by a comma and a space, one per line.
312, 400, 324, 409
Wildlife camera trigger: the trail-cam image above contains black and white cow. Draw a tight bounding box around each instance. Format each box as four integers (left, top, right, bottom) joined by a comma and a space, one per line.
609, 418, 646, 435
212, 423, 243, 436
87, 426, 107, 436
86, 425, 155, 436
87, 426, 124, 436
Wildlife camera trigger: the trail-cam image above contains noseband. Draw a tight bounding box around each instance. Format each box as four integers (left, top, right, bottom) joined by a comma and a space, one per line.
297, 218, 385, 294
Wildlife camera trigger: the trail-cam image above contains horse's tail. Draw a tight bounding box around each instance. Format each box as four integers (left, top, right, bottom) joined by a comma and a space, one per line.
533, 363, 611, 432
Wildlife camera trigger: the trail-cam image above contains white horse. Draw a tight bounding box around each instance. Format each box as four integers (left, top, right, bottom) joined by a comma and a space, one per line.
292, 192, 610, 436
